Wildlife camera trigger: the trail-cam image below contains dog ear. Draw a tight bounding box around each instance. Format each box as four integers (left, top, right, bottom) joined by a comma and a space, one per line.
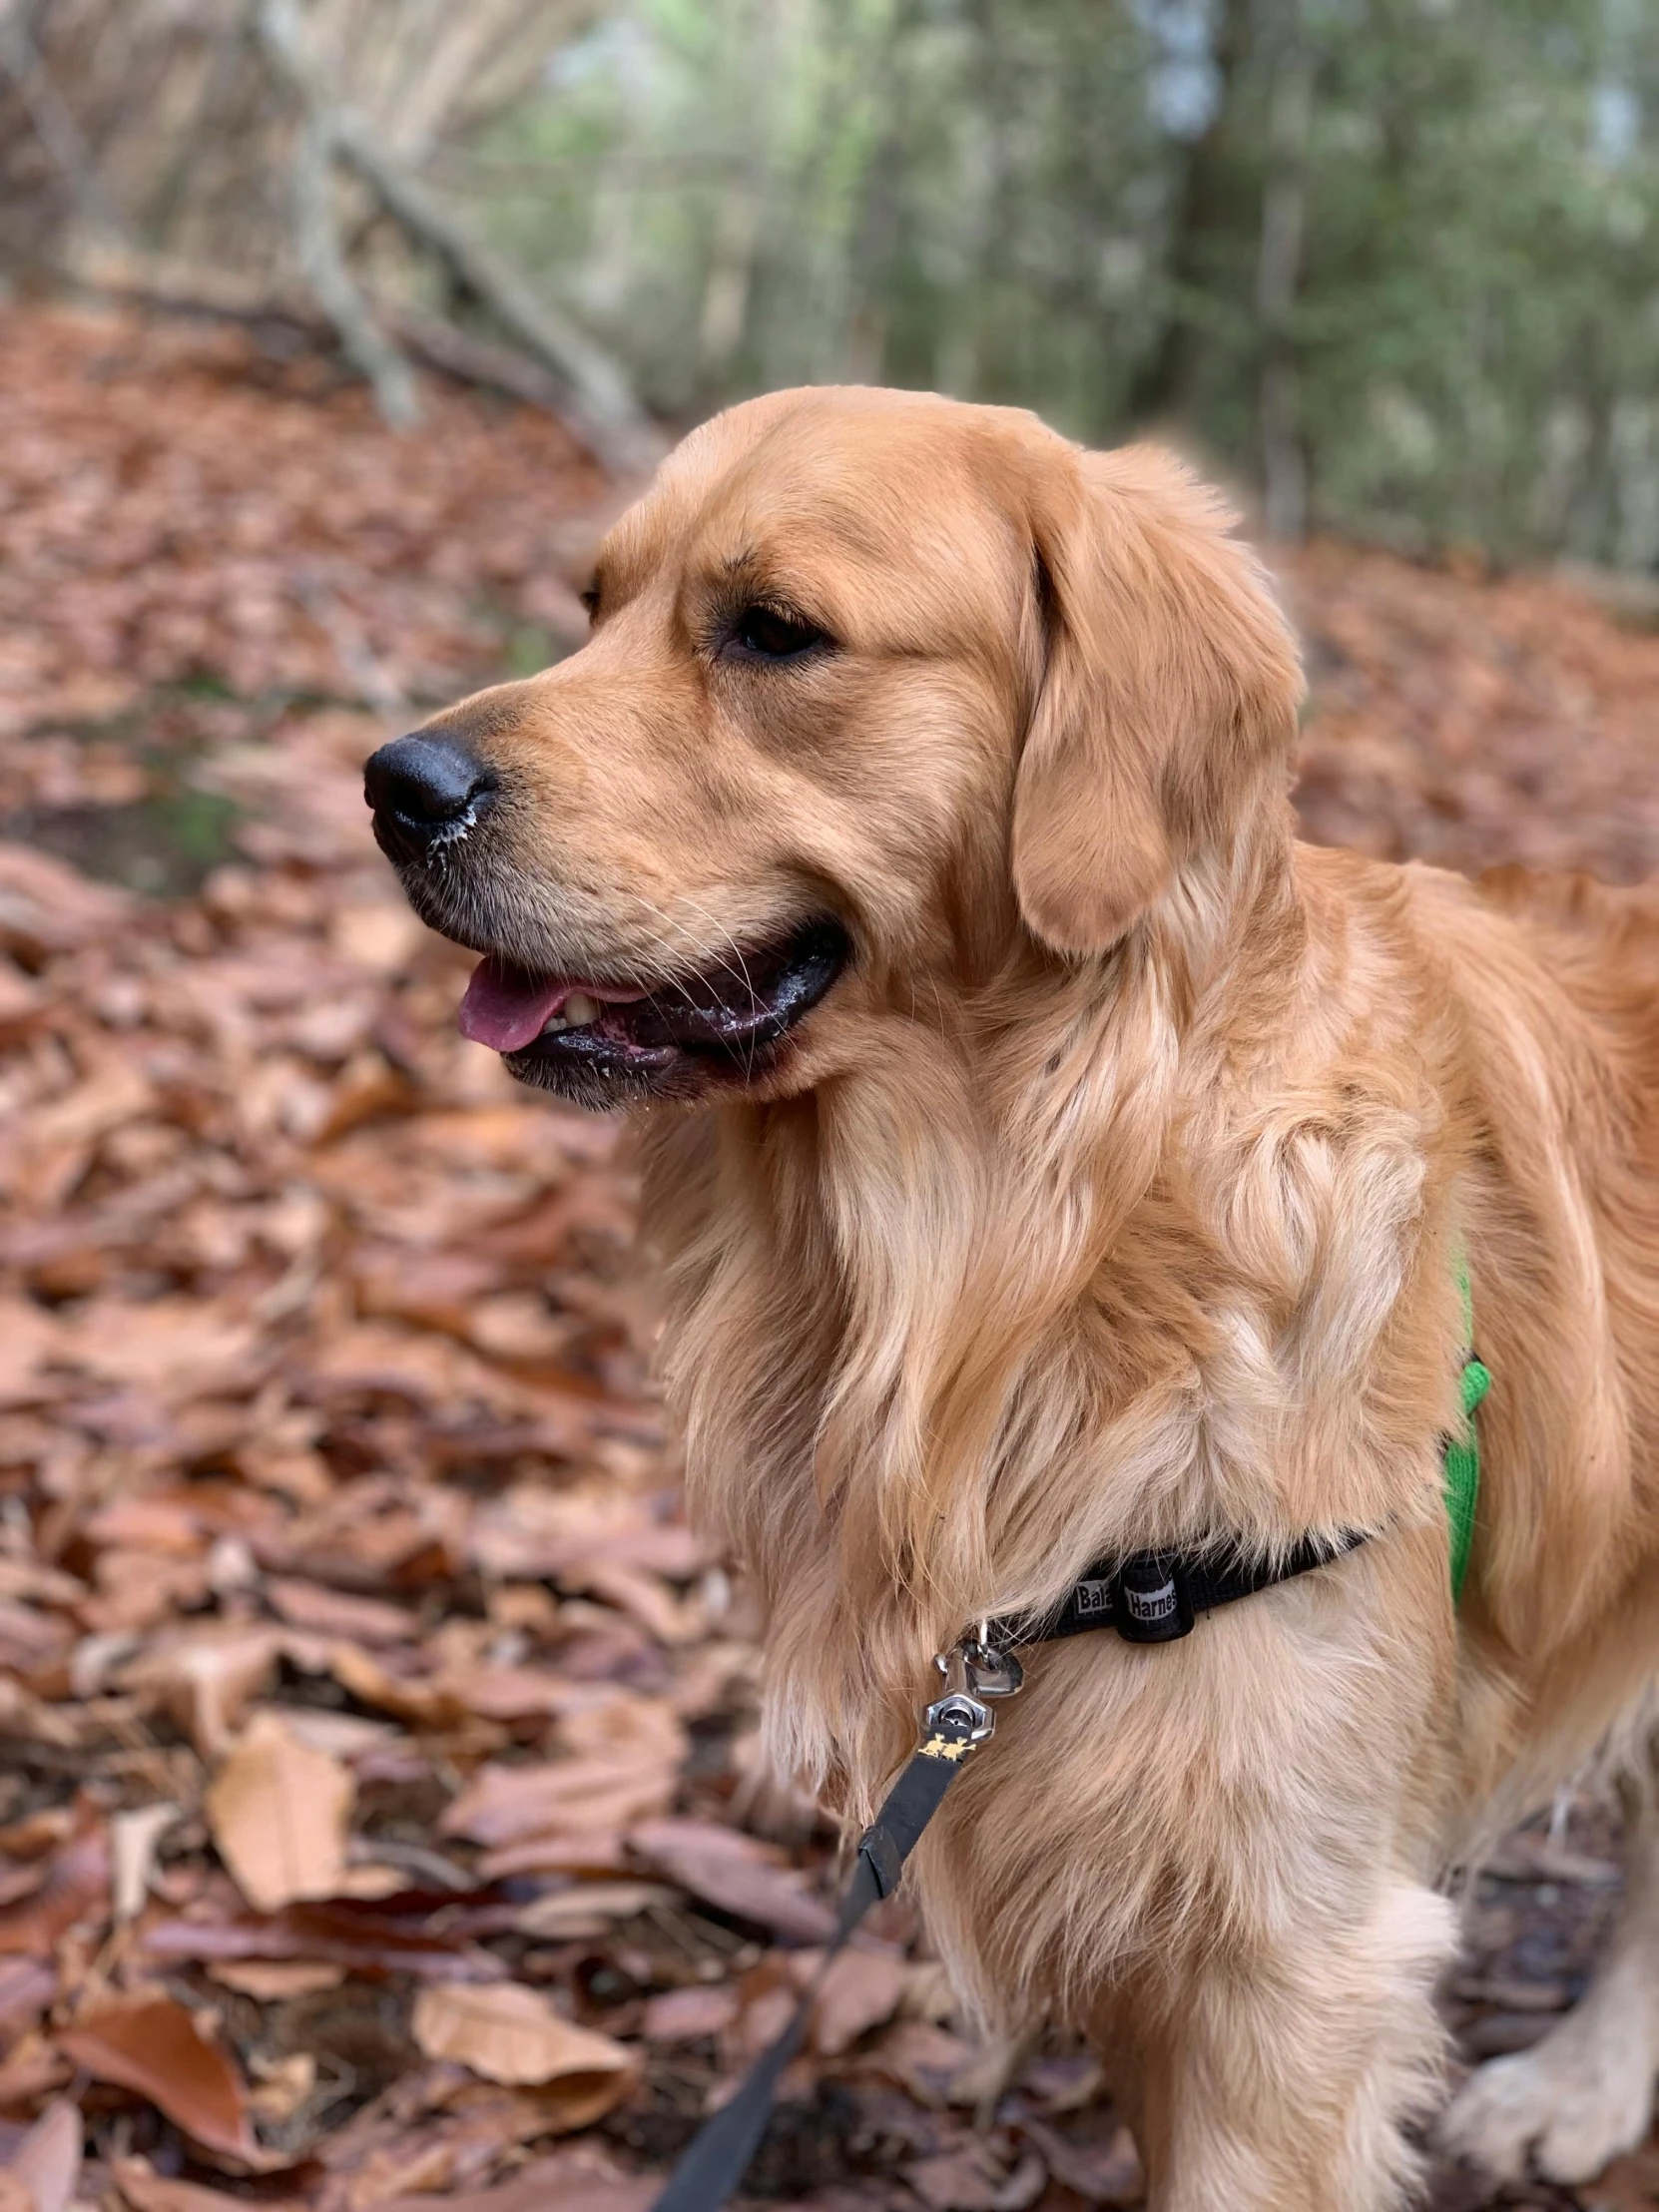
1010, 444, 1304, 956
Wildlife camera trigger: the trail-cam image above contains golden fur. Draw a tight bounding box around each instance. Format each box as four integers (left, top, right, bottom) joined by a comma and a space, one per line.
386, 388, 1659, 2207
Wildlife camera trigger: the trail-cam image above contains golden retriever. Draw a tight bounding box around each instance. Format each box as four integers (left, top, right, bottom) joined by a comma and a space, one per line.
364, 386, 1659, 2209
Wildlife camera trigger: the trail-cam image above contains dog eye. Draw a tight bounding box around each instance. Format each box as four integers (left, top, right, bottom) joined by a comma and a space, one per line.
730, 605, 828, 661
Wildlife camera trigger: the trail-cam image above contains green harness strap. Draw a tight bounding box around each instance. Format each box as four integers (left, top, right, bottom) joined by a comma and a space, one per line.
1444, 1258, 1490, 1605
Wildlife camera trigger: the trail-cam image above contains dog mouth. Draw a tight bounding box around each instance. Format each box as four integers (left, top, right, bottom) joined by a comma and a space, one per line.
455, 917, 851, 1099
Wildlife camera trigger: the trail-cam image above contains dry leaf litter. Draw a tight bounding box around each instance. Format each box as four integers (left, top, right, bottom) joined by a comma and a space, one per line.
0, 305, 1655, 2212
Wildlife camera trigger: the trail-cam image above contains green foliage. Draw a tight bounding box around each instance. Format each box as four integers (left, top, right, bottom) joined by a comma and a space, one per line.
453, 0, 1659, 562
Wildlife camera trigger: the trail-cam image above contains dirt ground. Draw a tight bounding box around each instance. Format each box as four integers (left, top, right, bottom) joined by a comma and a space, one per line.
1, 306, 1657, 2212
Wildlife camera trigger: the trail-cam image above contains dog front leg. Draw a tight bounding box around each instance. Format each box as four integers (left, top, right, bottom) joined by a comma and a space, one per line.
1136, 1880, 1455, 2212
1439, 1770, 1659, 2186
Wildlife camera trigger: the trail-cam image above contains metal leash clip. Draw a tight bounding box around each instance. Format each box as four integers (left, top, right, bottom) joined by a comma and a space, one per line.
922, 1622, 1024, 1746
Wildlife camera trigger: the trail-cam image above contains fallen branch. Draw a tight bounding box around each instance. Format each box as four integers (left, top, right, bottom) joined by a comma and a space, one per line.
62, 247, 627, 463
254, 0, 660, 473
331, 121, 663, 474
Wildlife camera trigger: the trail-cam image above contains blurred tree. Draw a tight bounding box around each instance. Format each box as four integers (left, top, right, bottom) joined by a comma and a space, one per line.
450, 0, 1659, 562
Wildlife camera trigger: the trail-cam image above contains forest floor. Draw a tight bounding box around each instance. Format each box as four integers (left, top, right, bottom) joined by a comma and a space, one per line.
1, 305, 1657, 2212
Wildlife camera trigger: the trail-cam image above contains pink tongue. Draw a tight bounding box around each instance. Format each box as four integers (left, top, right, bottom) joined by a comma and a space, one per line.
458, 958, 575, 1052
457, 957, 648, 1052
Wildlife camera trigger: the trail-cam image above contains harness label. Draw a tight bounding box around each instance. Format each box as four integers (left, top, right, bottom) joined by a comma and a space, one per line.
1123, 1578, 1178, 1624
1073, 1578, 1114, 1617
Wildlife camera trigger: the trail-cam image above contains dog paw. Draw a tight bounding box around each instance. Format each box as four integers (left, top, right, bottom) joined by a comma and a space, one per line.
1438, 2013, 1657, 2186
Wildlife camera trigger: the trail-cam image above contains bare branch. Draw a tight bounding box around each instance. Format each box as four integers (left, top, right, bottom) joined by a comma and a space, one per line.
254, 0, 657, 474
0, 2, 126, 239
332, 123, 663, 475
257, 0, 419, 430
60, 241, 623, 457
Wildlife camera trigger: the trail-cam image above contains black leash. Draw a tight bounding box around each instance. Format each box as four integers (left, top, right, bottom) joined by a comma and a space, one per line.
649, 1637, 1021, 2212
648, 1532, 1367, 2212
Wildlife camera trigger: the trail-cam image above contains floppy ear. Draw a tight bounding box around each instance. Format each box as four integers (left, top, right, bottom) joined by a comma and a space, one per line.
1010, 444, 1304, 956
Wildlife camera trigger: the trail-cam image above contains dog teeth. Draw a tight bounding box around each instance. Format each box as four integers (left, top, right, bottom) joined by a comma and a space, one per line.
563, 992, 601, 1026
540, 1014, 570, 1035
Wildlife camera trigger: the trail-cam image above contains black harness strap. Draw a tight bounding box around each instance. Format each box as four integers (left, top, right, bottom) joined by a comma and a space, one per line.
990, 1528, 1372, 1648
648, 1530, 1368, 2212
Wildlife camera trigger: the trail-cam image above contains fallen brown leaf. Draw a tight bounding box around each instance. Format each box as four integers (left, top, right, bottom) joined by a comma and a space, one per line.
207, 1958, 346, 1998
0, 1829, 108, 1955
513, 1881, 675, 1938
111, 1802, 180, 1923
5, 2099, 81, 2212
144, 1898, 497, 1978
206, 1709, 353, 1912
630, 1818, 835, 1944
1011, 2113, 1144, 2205
56, 1995, 265, 2165
640, 1985, 742, 2042
811, 1947, 909, 2056
113, 2158, 308, 2212
0, 2047, 68, 2111
0, 1960, 55, 2041
376, 2147, 655, 2212
442, 1756, 675, 1849
265, 1577, 420, 1645
1583, 2145, 1659, 2212
410, 1982, 636, 2122
903, 2143, 1018, 2212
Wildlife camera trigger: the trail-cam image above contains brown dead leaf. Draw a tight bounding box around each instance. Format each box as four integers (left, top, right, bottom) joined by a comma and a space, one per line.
474, 1831, 634, 1881
144, 1897, 496, 1979
6, 2099, 81, 2212
640, 1984, 742, 2042
860, 2019, 982, 2106
0, 2044, 69, 2110
323, 1641, 472, 1731
1584, 2146, 1659, 2212
265, 1576, 420, 1645
206, 1709, 353, 1911
903, 2144, 1014, 2212
442, 1756, 674, 1849
513, 1881, 675, 1938
1011, 2114, 1144, 2206
0, 844, 132, 954
113, 2159, 307, 2212
0, 1959, 55, 2040
0, 1303, 62, 1409
120, 1623, 283, 1759
57, 1995, 265, 2165
410, 1983, 636, 2123
566, 1560, 694, 1644
376, 2147, 655, 2212
208, 1958, 345, 1998
112, 1803, 180, 1922
0, 1828, 108, 1955
630, 1817, 835, 1944
811, 1947, 909, 2055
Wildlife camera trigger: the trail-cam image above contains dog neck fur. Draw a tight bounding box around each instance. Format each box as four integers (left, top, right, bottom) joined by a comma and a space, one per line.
639, 778, 1446, 1817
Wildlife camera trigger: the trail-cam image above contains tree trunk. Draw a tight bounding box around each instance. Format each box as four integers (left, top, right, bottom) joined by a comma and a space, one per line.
1129, 0, 1254, 425
1257, 11, 1311, 540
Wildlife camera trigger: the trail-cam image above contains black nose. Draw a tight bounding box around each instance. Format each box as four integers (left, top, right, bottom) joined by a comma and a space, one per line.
364, 733, 496, 860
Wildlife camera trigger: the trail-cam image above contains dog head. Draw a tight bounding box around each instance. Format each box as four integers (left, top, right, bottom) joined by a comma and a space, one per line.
365, 387, 1303, 1109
